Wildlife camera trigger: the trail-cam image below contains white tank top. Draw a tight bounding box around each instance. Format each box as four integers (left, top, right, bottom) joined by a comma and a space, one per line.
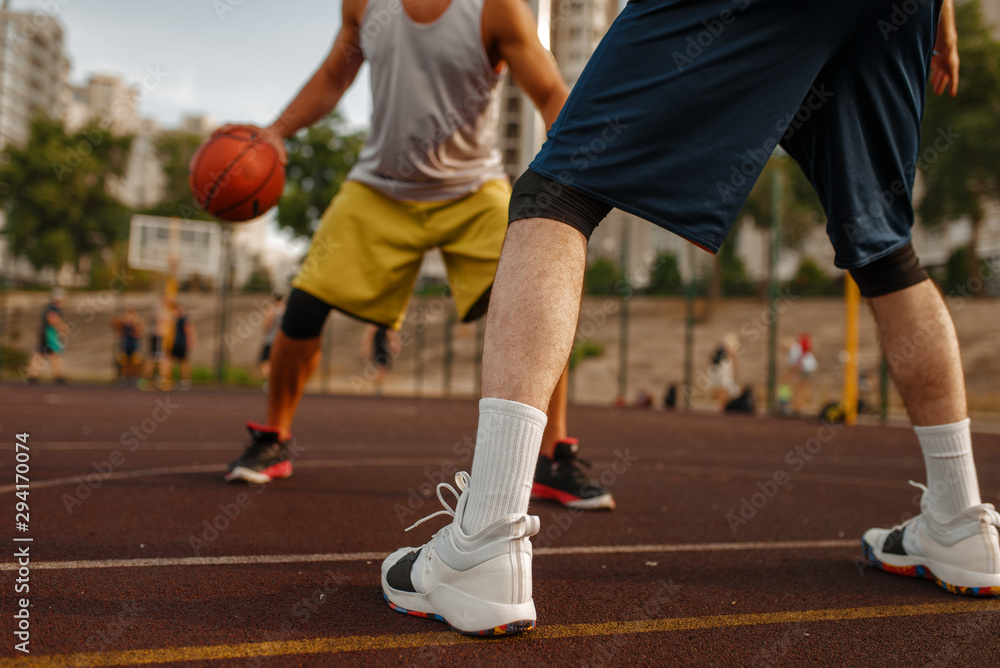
347, 0, 507, 201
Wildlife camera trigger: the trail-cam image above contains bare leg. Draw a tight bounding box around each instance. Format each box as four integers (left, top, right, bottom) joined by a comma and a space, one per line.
266, 331, 322, 441
482, 219, 587, 410
869, 279, 965, 425
539, 364, 569, 458
50, 354, 65, 380
25, 352, 45, 380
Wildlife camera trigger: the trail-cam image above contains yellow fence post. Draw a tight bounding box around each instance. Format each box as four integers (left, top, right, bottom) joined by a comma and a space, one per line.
843, 274, 861, 426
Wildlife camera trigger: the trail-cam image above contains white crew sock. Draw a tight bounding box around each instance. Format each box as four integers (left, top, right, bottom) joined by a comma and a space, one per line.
915, 418, 982, 520
461, 398, 547, 535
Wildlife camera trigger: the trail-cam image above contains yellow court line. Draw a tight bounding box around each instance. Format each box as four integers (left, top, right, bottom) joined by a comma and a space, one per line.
3, 600, 997, 667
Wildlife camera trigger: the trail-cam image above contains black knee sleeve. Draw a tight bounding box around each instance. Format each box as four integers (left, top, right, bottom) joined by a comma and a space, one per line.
508, 169, 612, 240
281, 288, 333, 340
849, 242, 929, 298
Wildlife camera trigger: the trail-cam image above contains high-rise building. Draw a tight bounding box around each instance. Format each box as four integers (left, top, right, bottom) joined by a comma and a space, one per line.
64, 73, 139, 136
496, 0, 618, 181
496, 0, 689, 285
180, 114, 216, 138
0, 8, 69, 150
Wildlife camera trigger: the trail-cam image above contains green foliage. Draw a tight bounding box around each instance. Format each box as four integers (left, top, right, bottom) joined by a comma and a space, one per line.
414, 278, 450, 297
88, 249, 159, 291
643, 252, 683, 295
716, 218, 758, 297
143, 130, 216, 220
920, 3, 1000, 235
0, 116, 133, 271
277, 114, 366, 237
569, 340, 604, 370
0, 346, 30, 372
720, 254, 757, 297
584, 258, 624, 296
188, 365, 256, 386
737, 154, 825, 249
941, 246, 971, 294
786, 258, 839, 296
242, 266, 273, 294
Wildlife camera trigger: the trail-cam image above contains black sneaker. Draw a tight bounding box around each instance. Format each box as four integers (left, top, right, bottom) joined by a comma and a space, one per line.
224, 422, 294, 484
532, 438, 616, 510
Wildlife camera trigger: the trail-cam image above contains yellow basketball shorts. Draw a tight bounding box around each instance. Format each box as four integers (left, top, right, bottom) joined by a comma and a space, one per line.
292, 179, 511, 329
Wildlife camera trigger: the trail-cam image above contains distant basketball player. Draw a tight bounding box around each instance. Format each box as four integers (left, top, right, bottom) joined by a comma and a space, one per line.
360, 324, 399, 397
26, 288, 68, 384
223, 0, 615, 515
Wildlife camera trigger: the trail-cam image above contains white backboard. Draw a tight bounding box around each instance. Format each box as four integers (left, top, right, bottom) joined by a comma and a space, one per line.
128, 215, 222, 278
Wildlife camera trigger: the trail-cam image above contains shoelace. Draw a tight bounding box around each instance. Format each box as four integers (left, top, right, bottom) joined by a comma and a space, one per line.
404, 471, 470, 533
244, 437, 281, 458
554, 453, 594, 485
908, 480, 1000, 529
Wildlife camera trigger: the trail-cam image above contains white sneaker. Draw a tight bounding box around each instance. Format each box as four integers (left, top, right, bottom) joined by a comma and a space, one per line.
381, 471, 540, 635
863, 482, 1000, 596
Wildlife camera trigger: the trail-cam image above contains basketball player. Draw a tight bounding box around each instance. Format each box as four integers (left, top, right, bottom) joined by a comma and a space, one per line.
223, 0, 616, 512
381, 0, 1000, 637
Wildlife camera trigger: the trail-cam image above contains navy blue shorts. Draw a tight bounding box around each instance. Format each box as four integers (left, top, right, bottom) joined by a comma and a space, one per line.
527, 0, 941, 269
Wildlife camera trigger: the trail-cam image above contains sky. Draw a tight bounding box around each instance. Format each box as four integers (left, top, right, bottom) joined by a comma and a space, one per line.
13, 0, 374, 130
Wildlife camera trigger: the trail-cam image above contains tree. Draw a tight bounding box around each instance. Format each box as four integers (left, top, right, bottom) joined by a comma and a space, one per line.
699, 153, 826, 315
738, 153, 825, 251
584, 258, 623, 296
643, 252, 682, 295
142, 130, 216, 221
787, 257, 839, 297
0, 116, 132, 272
277, 113, 366, 237
919, 2, 1000, 294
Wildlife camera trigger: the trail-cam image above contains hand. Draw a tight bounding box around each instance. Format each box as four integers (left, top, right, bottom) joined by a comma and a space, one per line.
931, 0, 959, 96
215, 123, 289, 165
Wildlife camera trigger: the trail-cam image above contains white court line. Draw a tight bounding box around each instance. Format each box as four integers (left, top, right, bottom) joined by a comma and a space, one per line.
0, 460, 917, 495
0, 539, 857, 571
0, 459, 440, 494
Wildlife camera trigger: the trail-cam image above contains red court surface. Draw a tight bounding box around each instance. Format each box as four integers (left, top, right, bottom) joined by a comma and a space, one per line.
1, 384, 998, 666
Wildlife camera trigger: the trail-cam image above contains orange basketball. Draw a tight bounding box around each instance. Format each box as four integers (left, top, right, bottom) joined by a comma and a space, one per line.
189, 128, 285, 222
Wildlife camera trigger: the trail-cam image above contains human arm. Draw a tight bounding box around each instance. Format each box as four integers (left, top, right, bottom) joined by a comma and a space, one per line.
931, 0, 959, 97
484, 0, 569, 129
219, 0, 368, 162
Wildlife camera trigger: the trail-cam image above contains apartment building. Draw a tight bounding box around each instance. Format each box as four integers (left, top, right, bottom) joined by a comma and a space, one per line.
0, 8, 69, 150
